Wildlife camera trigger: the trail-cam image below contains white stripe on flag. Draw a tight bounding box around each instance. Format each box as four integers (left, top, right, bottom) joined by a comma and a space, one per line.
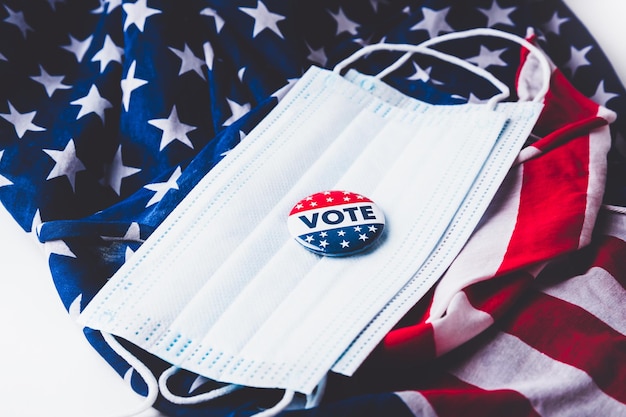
450, 332, 626, 417
541, 267, 626, 336
429, 166, 523, 320
394, 391, 438, 417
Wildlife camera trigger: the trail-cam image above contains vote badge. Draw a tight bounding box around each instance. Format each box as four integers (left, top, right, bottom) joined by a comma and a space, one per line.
288, 190, 385, 256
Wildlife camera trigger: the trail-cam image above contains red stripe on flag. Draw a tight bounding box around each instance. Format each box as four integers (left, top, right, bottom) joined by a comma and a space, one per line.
501, 290, 626, 404
497, 133, 590, 275
463, 270, 534, 320
420, 372, 540, 417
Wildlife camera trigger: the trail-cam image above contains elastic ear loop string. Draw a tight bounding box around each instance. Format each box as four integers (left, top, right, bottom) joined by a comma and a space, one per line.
101, 332, 159, 417
333, 27, 551, 108
158, 366, 243, 405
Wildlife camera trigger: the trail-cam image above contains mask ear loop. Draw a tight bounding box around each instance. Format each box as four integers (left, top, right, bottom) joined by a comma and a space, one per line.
100, 332, 159, 417
158, 365, 243, 405
332, 27, 551, 109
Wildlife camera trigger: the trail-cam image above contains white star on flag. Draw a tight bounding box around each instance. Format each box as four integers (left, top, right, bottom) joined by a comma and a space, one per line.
61, 35, 94, 63
591, 80, 619, 106
306, 42, 328, 66
92, 35, 124, 73
121, 60, 148, 111
30, 65, 72, 97
169, 44, 206, 80
565, 45, 592, 77
410, 7, 454, 38
239, 1, 285, 39
148, 106, 196, 150
467, 45, 508, 69
101, 145, 141, 195
222, 98, 251, 126
144, 166, 182, 207
407, 62, 432, 82
43, 139, 87, 191
478, 1, 516, 27
71, 84, 113, 122
330, 7, 360, 36
3, 5, 33, 38
200, 8, 225, 33
1, 101, 45, 139
543, 11, 569, 36
0, 150, 12, 187
123, 0, 161, 32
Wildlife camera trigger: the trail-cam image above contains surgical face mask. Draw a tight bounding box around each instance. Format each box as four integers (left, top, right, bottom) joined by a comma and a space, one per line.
79, 28, 549, 402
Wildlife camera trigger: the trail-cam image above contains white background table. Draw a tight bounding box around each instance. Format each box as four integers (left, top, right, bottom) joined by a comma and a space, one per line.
1, 1, 624, 416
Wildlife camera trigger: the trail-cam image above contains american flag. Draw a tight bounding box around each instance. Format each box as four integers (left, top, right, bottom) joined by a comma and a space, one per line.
1, 1, 626, 416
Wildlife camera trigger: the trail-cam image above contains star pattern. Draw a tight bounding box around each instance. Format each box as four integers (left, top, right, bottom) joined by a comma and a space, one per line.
3, 5, 33, 38
70, 84, 113, 122
43, 139, 86, 191
239, 1, 285, 38
61, 35, 94, 63
0, 101, 45, 139
330, 7, 360, 36
410, 7, 454, 38
169, 44, 206, 80
121, 60, 148, 111
143, 166, 181, 207
30, 65, 72, 97
123, 0, 161, 32
148, 106, 196, 150
100, 145, 141, 195
91, 35, 124, 73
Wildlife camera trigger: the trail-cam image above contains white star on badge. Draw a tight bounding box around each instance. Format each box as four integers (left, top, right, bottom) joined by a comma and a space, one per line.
123, 0, 161, 32
565, 45, 592, 78
358, 233, 368, 241
410, 7, 454, 38
3, 5, 33, 38
71, 84, 113, 122
239, 1, 285, 39
101, 145, 141, 195
92, 35, 124, 73
222, 98, 251, 126
319, 240, 329, 248
320, 231, 328, 238
340, 240, 350, 248
169, 44, 206, 80
305, 235, 314, 243
1, 101, 45, 139
62, 35, 94, 63
467, 46, 507, 69
43, 139, 87, 192
121, 60, 148, 111
337, 230, 346, 236
30, 65, 72, 97
478, 1, 516, 28
144, 166, 181, 207
329, 7, 360, 36
148, 106, 196, 150
368, 225, 377, 233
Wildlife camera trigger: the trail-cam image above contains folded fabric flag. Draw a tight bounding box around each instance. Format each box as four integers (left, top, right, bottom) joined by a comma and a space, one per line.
1, 1, 625, 416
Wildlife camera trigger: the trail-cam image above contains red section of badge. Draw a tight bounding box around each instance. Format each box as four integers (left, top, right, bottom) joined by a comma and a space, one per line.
289, 190, 372, 215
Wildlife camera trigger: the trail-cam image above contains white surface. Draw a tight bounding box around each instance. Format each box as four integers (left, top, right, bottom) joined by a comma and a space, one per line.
0, 2, 625, 416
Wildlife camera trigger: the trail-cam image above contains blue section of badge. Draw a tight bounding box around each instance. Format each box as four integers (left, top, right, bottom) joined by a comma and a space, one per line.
295, 223, 385, 256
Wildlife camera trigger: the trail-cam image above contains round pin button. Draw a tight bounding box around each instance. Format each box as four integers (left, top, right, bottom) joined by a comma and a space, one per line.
287, 190, 385, 256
